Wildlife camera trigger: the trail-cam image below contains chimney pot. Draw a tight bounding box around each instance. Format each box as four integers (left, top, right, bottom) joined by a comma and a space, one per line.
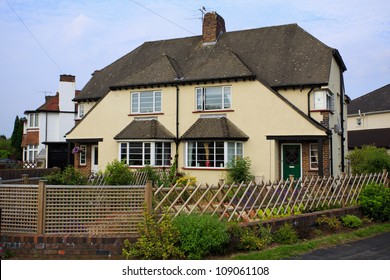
202, 12, 226, 44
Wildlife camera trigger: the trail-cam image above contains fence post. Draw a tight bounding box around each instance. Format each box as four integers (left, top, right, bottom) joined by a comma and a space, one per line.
37, 180, 47, 234
145, 180, 153, 214
22, 174, 29, 184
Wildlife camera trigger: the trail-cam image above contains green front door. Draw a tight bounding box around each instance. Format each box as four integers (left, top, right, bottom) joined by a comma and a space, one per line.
282, 144, 301, 180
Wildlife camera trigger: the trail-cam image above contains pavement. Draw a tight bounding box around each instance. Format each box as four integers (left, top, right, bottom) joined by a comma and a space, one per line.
292, 232, 390, 260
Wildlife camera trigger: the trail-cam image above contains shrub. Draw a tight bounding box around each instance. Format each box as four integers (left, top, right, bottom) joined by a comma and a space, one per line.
228, 223, 273, 252
173, 214, 229, 259
122, 210, 184, 260
273, 223, 299, 245
104, 160, 134, 185
359, 183, 390, 222
347, 145, 390, 174
341, 215, 363, 228
44, 166, 88, 185
226, 157, 254, 184
315, 215, 342, 230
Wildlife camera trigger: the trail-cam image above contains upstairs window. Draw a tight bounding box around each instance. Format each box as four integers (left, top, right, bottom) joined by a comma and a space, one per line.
78, 104, 85, 119
28, 113, 39, 128
131, 91, 162, 114
313, 90, 334, 111
196, 86, 231, 111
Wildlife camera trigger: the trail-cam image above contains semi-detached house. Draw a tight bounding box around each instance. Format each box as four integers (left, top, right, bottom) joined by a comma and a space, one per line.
66, 12, 348, 183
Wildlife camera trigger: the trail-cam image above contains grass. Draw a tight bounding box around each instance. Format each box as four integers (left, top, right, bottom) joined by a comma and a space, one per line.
231, 222, 390, 260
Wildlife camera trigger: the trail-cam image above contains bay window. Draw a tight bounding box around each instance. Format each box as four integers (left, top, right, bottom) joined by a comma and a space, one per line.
186, 141, 243, 168
120, 141, 171, 166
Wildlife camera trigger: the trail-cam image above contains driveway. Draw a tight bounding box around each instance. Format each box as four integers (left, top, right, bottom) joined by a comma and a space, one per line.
293, 232, 390, 260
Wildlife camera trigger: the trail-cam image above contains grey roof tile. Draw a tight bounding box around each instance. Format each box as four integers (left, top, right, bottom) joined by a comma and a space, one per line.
348, 84, 390, 115
114, 119, 175, 140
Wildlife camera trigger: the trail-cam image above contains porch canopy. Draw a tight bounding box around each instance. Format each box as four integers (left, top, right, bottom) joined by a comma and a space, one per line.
266, 135, 328, 177
114, 119, 175, 140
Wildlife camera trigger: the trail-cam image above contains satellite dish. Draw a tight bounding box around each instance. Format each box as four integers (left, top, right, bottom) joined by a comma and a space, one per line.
333, 124, 341, 134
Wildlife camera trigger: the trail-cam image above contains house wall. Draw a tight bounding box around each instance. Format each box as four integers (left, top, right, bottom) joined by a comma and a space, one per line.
347, 111, 390, 131
67, 80, 328, 183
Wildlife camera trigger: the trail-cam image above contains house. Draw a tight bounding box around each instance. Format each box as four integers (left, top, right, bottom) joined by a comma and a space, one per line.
347, 84, 390, 151
66, 12, 348, 183
22, 75, 78, 169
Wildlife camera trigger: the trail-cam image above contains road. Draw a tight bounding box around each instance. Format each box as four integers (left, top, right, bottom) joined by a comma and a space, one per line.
293, 232, 390, 260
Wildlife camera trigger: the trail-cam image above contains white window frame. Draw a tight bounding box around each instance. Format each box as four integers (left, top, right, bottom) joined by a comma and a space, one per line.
131, 91, 162, 114
28, 113, 39, 128
78, 104, 85, 119
23, 144, 38, 162
195, 86, 232, 111
119, 141, 171, 166
185, 141, 243, 168
314, 90, 334, 111
79, 145, 87, 166
309, 143, 319, 170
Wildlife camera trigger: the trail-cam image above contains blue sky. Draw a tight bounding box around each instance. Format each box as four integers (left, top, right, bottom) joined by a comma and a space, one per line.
0, 0, 389, 137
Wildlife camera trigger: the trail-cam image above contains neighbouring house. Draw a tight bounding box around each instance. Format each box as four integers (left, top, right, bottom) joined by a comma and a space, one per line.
22, 75, 79, 169
66, 12, 348, 183
347, 84, 390, 152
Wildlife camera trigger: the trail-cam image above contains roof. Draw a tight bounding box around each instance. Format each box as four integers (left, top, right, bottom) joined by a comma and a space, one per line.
348, 128, 390, 149
180, 116, 249, 140
114, 119, 175, 140
75, 23, 345, 102
348, 84, 390, 115
36, 93, 60, 112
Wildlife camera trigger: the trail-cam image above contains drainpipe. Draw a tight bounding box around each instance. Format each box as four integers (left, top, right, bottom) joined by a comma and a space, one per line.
174, 85, 180, 170
339, 72, 346, 173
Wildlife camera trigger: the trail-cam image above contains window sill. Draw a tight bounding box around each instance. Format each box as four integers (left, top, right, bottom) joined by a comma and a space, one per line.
192, 109, 234, 114
182, 167, 227, 171
310, 109, 334, 114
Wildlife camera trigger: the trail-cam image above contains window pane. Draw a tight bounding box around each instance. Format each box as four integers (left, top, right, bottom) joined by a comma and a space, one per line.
310, 144, 318, 169
140, 92, 154, 113
204, 87, 222, 110
131, 93, 139, 113
34, 114, 39, 127
120, 143, 127, 163
144, 143, 151, 165
129, 142, 143, 165
223, 87, 231, 109
155, 92, 161, 112
187, 142, 196, 167
215, 142, 225, 167
196, 88, 203, 110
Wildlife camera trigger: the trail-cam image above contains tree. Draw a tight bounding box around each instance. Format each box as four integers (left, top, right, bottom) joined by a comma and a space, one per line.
0, 136, 14, 158
10, 116, 24, 160
347, 145, 390, 174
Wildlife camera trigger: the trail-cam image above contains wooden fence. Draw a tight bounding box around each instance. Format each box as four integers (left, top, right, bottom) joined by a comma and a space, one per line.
0, 171, 388, 235
152, 172, 388, 223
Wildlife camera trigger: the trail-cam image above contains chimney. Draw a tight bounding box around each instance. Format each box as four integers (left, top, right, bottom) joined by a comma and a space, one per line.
58, 74, 76, 112
60, 74, 75, 83
202, 12, 226, 44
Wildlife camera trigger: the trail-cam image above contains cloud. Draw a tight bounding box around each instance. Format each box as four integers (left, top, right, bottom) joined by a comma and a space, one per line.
61, 14, 92, 43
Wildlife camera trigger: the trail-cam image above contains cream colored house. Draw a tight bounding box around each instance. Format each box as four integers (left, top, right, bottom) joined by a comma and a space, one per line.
347, 84, 390, 152
66, 12, 348, 183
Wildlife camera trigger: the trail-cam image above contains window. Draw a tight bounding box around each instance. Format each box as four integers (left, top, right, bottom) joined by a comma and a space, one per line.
23, 144, 38, 162
356, 117, 362, 126
79, 145, 87, 166
196, 86, 231, 111
309, 143, 318, 170
186, 141, 243, 168
78, 104, 85, 118
28, 113, 39, 128
120, 142, 171, 166
313, 90, 334, 111
131, 91, 162, 114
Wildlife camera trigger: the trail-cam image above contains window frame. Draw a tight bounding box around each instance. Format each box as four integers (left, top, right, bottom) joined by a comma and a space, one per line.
23, 144, 38, 162
78, 104, 85, 119
28, 113, 39, 128
185, 141, 244, 169
195, 86, 232, 111
131, 91, 162, 114
309, 143, 319, 170
119, 141, 172, 167
79, 145, 87, 166
313, 90, 334, 112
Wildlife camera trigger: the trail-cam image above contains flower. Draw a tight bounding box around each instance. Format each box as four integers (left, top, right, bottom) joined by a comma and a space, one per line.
72, 146, 80, 154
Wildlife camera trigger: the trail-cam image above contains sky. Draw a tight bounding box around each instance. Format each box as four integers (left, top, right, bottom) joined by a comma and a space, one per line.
0, 0, 389, 137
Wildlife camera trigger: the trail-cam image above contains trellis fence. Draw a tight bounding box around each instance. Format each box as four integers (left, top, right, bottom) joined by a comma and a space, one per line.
0, 171, 388, 235
152, 171, 389, 223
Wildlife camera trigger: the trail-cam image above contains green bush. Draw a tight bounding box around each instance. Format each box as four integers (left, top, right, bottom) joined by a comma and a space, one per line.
341, 215, 363, 228
273, 223, 299, 245
173, 214, 229, 259
226, 157, 254, 184
104, 160, 134, 185
359, 183, 390, 222
347, 145, 390, 174
228, 223, 273, 252
44, 166, 88, 185
315, 215, 342, 230
122, 210, 184, 260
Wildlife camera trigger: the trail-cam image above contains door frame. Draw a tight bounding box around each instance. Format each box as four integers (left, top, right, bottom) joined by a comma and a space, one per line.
91, 145, 99, 174
281, 143, 302, 180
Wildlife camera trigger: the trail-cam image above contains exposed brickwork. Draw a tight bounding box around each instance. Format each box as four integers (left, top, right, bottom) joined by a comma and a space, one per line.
60, 74, 75, 83
202, 12, 226, 43
73, 143, 92, 175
